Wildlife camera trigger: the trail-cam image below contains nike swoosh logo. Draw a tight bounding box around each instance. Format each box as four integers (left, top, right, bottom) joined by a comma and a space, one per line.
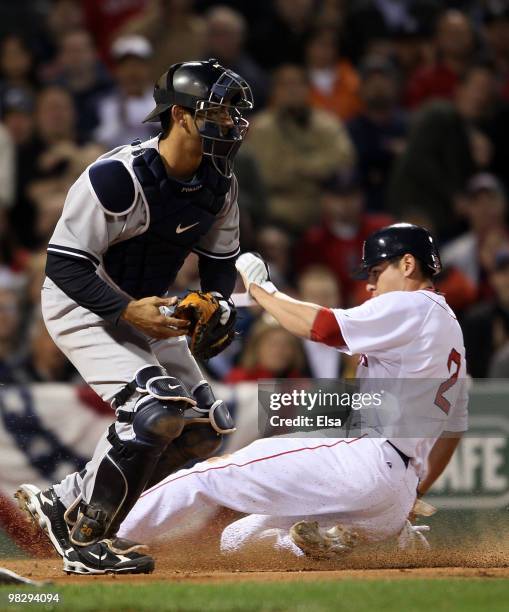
176, 222, 199, 234
88, 552, 103, 560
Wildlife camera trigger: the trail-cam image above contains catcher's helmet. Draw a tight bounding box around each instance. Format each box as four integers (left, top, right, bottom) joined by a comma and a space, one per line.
353, 223, 442, 279
143, 58, 253, 177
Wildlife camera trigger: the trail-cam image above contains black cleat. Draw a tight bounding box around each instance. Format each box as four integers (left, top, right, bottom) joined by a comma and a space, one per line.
15, 484, 154, 575
62, 538, 155, 575
15, 484, 70, 557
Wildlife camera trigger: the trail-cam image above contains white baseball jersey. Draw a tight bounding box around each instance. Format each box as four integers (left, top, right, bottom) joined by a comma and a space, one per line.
333, 289, 468, 477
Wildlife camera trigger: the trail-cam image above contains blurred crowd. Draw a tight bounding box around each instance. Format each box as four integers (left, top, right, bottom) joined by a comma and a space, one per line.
1, 0, 509, 385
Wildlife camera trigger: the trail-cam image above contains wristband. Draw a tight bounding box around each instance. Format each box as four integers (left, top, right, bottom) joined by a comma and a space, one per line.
260, 281, 277, 294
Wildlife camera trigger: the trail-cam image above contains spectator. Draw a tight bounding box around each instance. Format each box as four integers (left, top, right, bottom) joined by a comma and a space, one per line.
234, 147, 268, 247
0, 122, 15, 210
404, 10, 476, 108
248, 64, 355, 231
25, 251, 47, 306
342, 0, 441, 63
27, 142, 104, 247
0, 36, 37, 163
305, 27, 362, 122
388, 64, 496, 239
0, 207, 29, 275
248, 0, 315, 69
51, 28, 113, 140
297, 266, 344, 378
467, 61, 509, 196
42, 0, 84, 63
482, 7, 509, 101
0, 2, 49, 47
14, 86, 103, 248
3, 88, 35, 249
398, 194, 478, 315
255, 221, 296, 291
0, 272, 25, 383
204, 5, 268, 108
392, 22, 434, 82
347, 55, 407, 211
462, 248, 509, 377
434, 264, 478, 317
94, 35, 158, 149
488, 341, 509, 377
296, 170, 392, 306
35, 86, 77, 147
119, 0, 207, 81
225, 316, 306, 383
0, 34, 37, 95
441, 173, 508, 298
2, 87, 35, 147
10, 314, 77, 383
82, 0, 148, 65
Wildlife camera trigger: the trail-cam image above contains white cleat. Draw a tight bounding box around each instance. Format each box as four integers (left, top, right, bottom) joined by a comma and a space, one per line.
289, 521, 359, 559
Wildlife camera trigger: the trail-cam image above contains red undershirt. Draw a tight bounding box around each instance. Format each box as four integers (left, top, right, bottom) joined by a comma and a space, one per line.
310, 307, 345, 348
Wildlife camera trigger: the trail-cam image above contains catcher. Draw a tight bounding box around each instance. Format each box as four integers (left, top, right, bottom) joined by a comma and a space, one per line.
15, 59, 252, 575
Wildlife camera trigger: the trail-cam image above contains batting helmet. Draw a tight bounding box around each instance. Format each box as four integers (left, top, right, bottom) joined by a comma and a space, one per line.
353, 223, 442, 279
143, 58, 253, 177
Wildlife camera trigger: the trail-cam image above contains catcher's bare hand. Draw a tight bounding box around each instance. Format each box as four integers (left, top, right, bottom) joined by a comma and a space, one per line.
121, 296, 189, 339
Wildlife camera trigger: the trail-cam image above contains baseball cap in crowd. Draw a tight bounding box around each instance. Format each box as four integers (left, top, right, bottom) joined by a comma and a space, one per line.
466, 173, 505, 197
321, 170, 361, 195
111, 35, 153, 61
494, 248, 509, 272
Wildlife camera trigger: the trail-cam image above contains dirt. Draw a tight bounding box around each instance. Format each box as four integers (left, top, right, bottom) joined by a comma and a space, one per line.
2, 557, 509, 586
3, 506, 508, 585
2, 535, 509, 586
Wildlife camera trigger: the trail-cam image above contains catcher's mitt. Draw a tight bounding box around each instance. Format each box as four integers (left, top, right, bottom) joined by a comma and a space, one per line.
172, 291, 236, 360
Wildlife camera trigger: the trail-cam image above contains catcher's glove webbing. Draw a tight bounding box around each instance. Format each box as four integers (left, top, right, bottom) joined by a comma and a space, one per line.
172, 291, 236, 360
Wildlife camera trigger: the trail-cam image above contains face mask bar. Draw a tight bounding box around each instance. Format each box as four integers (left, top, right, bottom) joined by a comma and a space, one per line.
193, 70, 254, 177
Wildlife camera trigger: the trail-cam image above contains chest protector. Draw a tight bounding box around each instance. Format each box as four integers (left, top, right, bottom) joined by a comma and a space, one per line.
103, 147, 231, 299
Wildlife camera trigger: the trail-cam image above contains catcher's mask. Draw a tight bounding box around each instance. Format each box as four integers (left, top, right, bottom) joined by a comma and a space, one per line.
143, 58, 254, 177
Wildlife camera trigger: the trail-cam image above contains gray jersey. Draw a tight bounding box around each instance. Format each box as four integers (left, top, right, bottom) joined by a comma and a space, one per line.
47, 136, 239, 300
42, 137, 239, 509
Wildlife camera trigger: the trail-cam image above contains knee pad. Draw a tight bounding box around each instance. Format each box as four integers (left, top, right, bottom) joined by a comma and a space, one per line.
133, 397, 186, 444
191, 381, 235, 435
132, 374, 196, 444
114, 365, 196, 436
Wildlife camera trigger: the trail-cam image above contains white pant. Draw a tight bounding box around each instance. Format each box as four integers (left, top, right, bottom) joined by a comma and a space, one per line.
118, 436, 418, 549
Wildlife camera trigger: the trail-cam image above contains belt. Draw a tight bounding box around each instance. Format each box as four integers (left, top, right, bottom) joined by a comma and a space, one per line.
386, 441, 410, 468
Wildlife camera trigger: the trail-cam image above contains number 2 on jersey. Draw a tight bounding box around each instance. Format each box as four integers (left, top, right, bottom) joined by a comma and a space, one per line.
434, 348, 461, 414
